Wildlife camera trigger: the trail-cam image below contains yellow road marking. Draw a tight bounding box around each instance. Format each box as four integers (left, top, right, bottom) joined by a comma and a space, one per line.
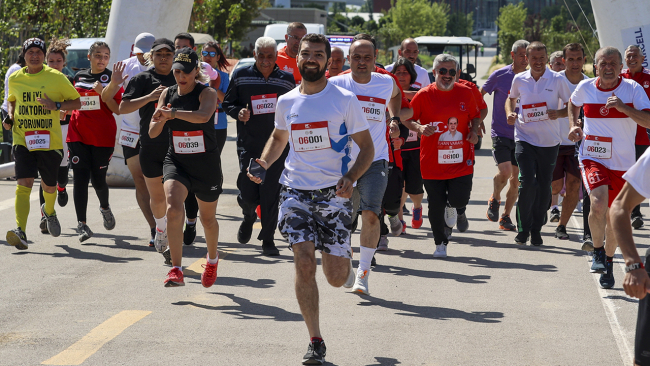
42, 310, 151, 365
183, 248, 235, 277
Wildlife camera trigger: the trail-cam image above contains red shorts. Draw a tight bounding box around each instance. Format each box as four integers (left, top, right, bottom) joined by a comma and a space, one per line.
580, 159, 626, 207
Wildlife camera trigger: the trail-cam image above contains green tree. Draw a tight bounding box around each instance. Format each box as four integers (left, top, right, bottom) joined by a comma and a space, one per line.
497, 2, 527, 63
189, 0, 269, 43
386, 0, 449, 40
447, 11, 474, 37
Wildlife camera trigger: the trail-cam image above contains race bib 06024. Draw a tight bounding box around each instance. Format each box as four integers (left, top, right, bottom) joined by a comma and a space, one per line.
438, 140, 463, 164
357, 95, 386, 123
291, 121, 331, 152
119, 129, 139, 148
172, 130, 205, 154
80, 91, 101, 111
25, 130, 51, 150
251, 94, 277, 115
583, 135, 612, 159
522, 102, 549, 123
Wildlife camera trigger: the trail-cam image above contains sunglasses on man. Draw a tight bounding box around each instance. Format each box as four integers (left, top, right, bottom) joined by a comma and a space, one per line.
437, 68, 457, 76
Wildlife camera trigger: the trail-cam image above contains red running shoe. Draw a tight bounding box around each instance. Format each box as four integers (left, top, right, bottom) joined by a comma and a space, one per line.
256, 205, 261, 219
400, 220, 407, 235
164, 268, 184, 287
201, 254, 219, 288
411, 206, 423, 229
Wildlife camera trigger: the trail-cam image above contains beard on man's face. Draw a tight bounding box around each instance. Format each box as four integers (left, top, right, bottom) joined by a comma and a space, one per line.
299, 61, 327, 82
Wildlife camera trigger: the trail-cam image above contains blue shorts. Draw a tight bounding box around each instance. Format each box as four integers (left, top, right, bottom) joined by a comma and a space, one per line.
353, 159, 389, 217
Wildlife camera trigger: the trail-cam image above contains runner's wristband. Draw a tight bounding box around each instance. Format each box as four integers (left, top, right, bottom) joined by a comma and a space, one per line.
389, 117, 401, 124
624, 262, 645, 273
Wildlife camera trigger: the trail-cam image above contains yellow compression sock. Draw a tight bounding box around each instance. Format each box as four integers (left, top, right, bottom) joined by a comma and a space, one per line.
15, 185, 32, 230
43, 189, 56, 216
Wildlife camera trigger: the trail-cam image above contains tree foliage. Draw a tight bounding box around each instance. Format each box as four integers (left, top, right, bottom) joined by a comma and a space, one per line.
189, 0, 269, 43
497, 2, 527, 63
447, 11, 474, 37
386, 0, 449, 40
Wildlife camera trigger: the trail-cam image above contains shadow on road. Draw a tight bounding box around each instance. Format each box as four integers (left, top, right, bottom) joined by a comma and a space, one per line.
172, 293, 303, 321
446, 256, 557, 272
12, 244, 143, 263
356, 296, 503, 323
366, 357, 401, 366
372, 262, 490, 284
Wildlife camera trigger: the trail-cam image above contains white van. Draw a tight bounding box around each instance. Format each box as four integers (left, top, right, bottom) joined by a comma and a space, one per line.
64, 38, 105, 77
263, 23, 326, 45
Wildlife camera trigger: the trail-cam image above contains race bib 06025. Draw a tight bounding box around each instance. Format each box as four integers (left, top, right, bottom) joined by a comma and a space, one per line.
291, 121, 331, 152
25, 130, 51, 150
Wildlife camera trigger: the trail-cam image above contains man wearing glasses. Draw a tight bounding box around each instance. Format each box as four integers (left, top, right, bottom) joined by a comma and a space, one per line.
276, 22, 307, 85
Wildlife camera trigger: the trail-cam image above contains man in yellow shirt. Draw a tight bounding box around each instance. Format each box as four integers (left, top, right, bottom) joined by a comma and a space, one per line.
3, 38, 81, 249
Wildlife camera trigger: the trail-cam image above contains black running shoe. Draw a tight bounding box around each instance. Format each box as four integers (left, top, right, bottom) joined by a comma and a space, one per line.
40, 216, 49, 234
371, 255, 376, 268
183, 222, 196, 245
402, 206, 410, 215
262, 240, 280, 256
632, 215, 644, 229
57, 187, 68, 207
599, 260, 615, 289
531, 231, 543, 246
486, 196, 500, 222
514, 232, 528, 245
149, 227, 155, 247
302, 340, 326, 365
499, 215, 517, 231
237, 215, 256, 244
555, 225, 569, 240
590, 249, 606, 273
549, 207, 560, 223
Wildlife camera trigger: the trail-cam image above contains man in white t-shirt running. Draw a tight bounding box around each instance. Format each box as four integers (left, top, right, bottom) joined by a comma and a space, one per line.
248, 33, 374, 366
329, 39, 409, 295
568, 46, 650, 289
385, 38, 431, 94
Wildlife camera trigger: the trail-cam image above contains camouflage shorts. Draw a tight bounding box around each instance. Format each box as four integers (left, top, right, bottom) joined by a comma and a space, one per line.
278, 185, 353, 259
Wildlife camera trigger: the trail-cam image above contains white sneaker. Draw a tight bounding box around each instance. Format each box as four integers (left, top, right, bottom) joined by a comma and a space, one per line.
388, 215, 403, 237
376, 235, 389, 251
444, 205, 457, 228
433, 244, 447, 258
352, 268, 370, 295
343, 263, 355, 288
154, 228, 168, 253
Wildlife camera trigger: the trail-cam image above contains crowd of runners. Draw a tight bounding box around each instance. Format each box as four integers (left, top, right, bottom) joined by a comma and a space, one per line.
3, 23, 650, 365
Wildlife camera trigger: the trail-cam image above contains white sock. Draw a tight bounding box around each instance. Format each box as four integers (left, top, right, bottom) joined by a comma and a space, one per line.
155, 215, 166, 231
173, 266, 182, 271
207, 253, 219, 264
186, 218, 196, 225
358, 246, 376, 272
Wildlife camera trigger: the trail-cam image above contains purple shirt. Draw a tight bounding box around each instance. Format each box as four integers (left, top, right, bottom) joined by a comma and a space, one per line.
482, 64, 518, 139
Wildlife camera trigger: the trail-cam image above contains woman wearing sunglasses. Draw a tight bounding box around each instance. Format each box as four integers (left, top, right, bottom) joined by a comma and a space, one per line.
201, 42, 230, 154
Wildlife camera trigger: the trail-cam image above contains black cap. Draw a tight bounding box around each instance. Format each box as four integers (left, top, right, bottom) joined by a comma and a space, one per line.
151, 38, 174, 52
22, 38, 46, 54
172, 47, 199, 73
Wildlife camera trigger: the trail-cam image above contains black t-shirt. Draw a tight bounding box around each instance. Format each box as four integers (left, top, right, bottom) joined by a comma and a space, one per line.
402, 86, 421, 151
122, 69, 176, 146
164, 83, 217, 157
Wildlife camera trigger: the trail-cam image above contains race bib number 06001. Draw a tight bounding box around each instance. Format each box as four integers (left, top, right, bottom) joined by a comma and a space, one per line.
291, 121, 331, 152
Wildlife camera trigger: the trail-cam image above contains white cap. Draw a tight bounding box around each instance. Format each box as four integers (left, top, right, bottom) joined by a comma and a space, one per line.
133, 33, 155, 54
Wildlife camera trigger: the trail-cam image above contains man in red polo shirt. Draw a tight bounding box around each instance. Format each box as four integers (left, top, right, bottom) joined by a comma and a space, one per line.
276, 22, 307, 85
403, 54, 480, 258
622, 44, 650, 229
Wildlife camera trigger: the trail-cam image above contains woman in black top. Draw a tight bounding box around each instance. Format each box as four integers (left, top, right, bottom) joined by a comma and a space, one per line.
150, 48, 220, 288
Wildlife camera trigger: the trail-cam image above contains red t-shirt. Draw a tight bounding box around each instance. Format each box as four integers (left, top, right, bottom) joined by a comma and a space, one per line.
621, 68, 650, 146
68, 69, 122, 147
276, 47, 301, 85
457, 79, 488, 110
411, 83, 480, 180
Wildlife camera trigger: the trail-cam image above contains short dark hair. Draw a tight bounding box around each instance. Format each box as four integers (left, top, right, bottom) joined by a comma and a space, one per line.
174, 32, 195, 47
287, 22, 307, 34
526, 41, 547, 56
391, 57, 417, 86
353, 33, 376, 52
89, 41, 110, 56
298, 33, 331, 60
562, 43, 585, 59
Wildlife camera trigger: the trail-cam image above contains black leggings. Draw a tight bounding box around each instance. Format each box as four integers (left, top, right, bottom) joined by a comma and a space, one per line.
423, 174, 473, 245
39, 166, 69, 206
582, 184, 591, 238
73, 167, 109, 223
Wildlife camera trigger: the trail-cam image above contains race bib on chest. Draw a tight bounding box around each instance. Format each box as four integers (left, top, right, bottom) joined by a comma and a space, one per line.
291, 121, 331, 152
25, 130, 51, 150
406, 130, 419, 142
438, 140, 463, 164
80, 91, 101, 111
357, 95, 386, 123
522, 102, 549, 123
173, 131, 205, 154
251, 94, 277, 115
119, 128, 139, 148
583, 135, 612, 159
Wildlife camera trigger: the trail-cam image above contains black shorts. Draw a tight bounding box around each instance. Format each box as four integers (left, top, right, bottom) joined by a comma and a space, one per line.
68, 141, 113, 170
121, 141, 141, 164
552, 145, 580, 181
383, 165, 404, 216
13, 145, 62, 186
492, 136, 518, 166
636, 248, 650, 366
401, 149, 424, 195
163, 152, 223, 202
139, 144, 168, 178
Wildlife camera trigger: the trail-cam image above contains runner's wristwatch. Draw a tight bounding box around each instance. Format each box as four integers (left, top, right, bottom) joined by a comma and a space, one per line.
624, 262, 645, 273
389, 117, 401, 124
55, 102, 61, 110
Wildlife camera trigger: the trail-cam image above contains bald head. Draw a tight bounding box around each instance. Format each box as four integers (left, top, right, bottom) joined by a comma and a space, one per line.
349, 40, 376, 79
328, 47, 345, 77
399, 38, 419, 64
350, 40, 374, 54
331, 47, 344, 57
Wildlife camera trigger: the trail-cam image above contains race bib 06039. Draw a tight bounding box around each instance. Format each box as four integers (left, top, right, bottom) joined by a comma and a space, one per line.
172, 130, 205, 154
522, 102, 549, 123
25, 130, 51, 150
583, 135, 612, 159
357, 95, 386, 123
251, 94, 277, 115
80, 91, 101, 111
291, 121, 331, 152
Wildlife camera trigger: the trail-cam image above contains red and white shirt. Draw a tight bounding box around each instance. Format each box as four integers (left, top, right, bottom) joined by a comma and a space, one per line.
571, 76, 650, 170
621, 67, 650, 146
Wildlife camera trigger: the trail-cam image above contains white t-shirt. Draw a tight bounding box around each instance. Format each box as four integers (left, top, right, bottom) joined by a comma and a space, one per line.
439, 130, 463, 142
572, 77, 650, 170
385, 63, 431, 89
509, 69, 572, 147
329, 72, 393, 162
119, 56, 150, 132
2, 63, 23, 112
275, 83, 370, 190
623, 146, 650, 198
557, 71, 589, 146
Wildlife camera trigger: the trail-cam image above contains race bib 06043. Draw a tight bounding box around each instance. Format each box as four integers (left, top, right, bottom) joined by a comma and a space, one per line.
291, 121, 331, 152
522, 102, 549, 123
172, 130, 205, 154
80, 91, 101, 111
438, 140, 463, 164
25, 130, 51, 150
583, 135, 612, 159
119, 128, 139, 148
251, 94, 277, 115
357, 95, 386, 123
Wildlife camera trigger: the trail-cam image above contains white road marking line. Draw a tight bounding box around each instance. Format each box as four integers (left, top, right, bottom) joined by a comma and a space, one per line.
0, 190, 39, 212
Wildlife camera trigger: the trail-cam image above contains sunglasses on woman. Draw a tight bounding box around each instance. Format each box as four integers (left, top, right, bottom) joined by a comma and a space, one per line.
437, 68, 457, 76
202, 51, 217, 57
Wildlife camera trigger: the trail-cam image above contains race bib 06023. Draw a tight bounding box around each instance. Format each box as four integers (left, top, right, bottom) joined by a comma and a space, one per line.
119, 128, 139, 148
251, 94, 277, 115
357, 95, 386, 123
522, 102, 549, 123
80, 91, 101, 111
291, 121, 331, 152
172, 130, 205, 154
438, 140, 463, 164
583, 135, 612, 159
25, 130, 51, 150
